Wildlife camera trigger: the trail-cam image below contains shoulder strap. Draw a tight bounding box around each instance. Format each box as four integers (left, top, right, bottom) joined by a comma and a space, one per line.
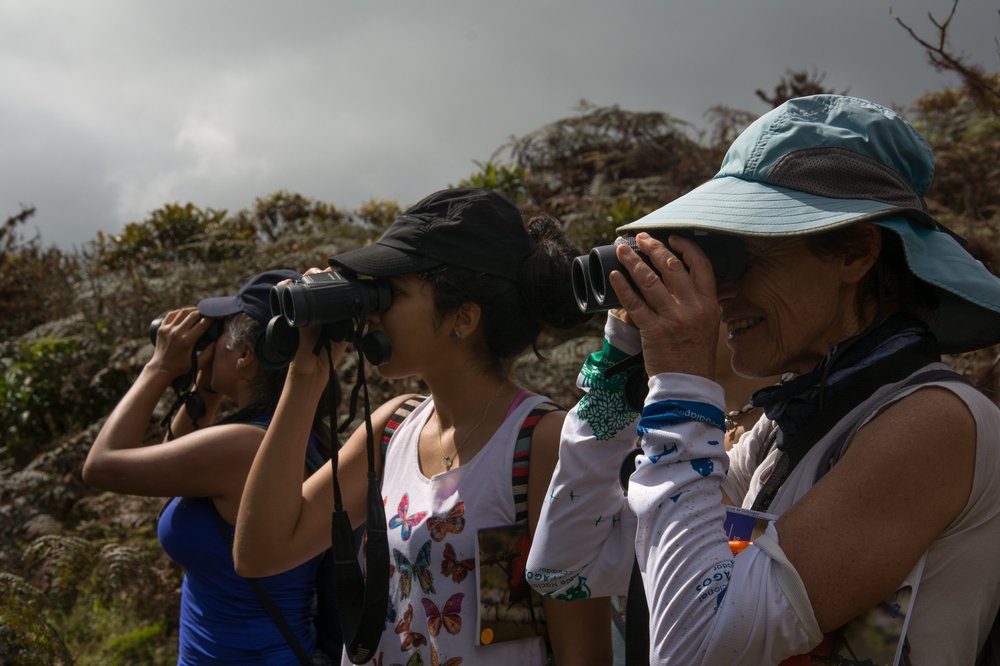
379, 394, 558, 525
512, 402, 560, 525
381, 395, 428, 460
812, 367, 971, 484
209, 505, 311, 666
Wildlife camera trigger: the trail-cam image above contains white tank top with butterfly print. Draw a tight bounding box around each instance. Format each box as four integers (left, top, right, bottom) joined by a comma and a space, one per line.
347, 393, 550, 666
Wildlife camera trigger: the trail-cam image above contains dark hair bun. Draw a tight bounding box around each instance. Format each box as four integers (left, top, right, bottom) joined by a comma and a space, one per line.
520, 215, 593, 330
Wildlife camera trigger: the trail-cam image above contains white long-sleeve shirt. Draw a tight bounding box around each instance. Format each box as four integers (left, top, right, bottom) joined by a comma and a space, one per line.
527, 313, 1000, 664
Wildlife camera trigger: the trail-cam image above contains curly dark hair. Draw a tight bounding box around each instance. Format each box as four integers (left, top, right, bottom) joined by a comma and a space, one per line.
419, 214, 592, 374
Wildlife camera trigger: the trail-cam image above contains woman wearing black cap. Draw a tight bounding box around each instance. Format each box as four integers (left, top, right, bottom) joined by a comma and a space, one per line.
234, 188, 613, 665
84, 269, 336, 664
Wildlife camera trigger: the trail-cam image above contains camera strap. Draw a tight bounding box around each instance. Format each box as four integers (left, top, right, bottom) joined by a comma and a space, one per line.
326, 328, 390, 664
160, 347, 207, 439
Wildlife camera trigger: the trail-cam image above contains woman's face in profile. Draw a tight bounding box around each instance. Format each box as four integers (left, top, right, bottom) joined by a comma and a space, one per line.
365, 274, 444, 380
719, 237, 858, 378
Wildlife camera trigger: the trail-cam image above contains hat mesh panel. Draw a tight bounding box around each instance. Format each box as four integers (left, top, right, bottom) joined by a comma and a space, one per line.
768, 147, 925, 210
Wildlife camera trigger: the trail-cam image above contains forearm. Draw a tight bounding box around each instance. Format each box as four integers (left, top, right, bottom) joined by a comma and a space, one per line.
542, 595, 612, 666
629, 373, 820, 663
526, 407, 638, 598
527, 315, 641, 599
234, 370, 325, 576
84, 364, 174, 484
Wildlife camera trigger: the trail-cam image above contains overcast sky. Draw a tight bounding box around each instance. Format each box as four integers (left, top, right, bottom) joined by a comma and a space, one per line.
2, 0, 997, 250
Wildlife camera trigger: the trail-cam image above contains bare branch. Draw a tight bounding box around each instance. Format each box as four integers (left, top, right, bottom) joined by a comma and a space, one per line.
891, 0, 1000, 113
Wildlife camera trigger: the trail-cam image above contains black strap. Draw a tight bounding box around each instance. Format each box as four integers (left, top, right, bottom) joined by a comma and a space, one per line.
210, 505, 311, 666
624, 557, 649, 666
330, 335, 390, 664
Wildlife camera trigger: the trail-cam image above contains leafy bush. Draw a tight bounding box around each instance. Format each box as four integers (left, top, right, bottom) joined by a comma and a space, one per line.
0, 337, 126, 465
0, 573, 73, 666
17, 532, 181, 665
0, 208, 80, 341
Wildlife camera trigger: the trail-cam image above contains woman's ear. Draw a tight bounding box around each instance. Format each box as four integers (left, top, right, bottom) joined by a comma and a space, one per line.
235, 342, 258, 377
450, 302, 482, 340
841, 223, 882, 285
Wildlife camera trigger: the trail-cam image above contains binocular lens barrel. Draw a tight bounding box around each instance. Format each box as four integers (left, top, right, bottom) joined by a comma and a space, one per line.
571, 233, 746, 314
571, 239, 641, 313
589, 243, 629, 309
281, 284, 313, 328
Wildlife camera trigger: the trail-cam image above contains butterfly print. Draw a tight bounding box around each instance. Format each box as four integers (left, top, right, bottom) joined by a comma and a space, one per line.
425, 502, 465, 542
421, 592, 464, 637
389, 494, 428, 541
395, 603, 428, 652
395, 540, 435, 599
440, 543, 475, 584
431, 645, 463, 666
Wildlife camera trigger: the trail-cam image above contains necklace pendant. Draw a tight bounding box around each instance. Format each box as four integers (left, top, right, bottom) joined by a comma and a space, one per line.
442, 455, 453, 470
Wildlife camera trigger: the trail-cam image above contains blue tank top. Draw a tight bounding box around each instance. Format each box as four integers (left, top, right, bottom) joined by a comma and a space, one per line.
158, 496, 320, 665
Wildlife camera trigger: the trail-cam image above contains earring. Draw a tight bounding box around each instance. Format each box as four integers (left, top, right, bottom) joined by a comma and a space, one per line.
451, 329, 462, 340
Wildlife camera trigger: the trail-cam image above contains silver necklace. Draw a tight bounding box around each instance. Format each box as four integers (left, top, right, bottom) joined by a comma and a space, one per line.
437, 384, 505, 471
725, 402, 757, 431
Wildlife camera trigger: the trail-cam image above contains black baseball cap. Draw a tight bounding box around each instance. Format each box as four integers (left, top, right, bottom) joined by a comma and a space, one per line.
197, 269, 301, 323
329, 188, 532, 281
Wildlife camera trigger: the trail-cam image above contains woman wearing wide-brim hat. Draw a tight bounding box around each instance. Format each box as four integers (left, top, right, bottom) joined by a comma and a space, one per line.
526, 95, 1000, 664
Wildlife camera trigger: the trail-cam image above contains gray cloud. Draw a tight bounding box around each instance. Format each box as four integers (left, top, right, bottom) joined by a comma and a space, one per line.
1, 0, 996, 249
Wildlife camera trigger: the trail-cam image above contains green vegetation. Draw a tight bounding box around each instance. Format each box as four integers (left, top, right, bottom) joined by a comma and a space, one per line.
1, 7, 997, 659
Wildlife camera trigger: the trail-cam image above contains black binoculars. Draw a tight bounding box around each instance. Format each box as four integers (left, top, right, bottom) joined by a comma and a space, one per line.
262, 270, 393, 368
572, 230, 747, 313
148, 316, 224, 350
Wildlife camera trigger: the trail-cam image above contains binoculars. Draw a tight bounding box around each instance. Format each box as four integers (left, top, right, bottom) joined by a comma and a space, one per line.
262, 270, 393, 368
572, 231, 747, 313
149, 316, 224, 350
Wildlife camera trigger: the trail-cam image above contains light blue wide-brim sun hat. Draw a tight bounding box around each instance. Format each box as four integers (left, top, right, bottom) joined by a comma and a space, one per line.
618, 94, 1000, 354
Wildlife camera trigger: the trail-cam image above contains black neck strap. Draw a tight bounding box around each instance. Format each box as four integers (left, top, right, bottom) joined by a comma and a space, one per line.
328, 322, 390, 664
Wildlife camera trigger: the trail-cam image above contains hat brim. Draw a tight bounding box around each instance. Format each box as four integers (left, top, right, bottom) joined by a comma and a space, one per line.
617, 176, 936, 237
874, 217, 1000, 353
620, 177, 1000, 352
328, 241, 441, 278
197, 296, 243, 318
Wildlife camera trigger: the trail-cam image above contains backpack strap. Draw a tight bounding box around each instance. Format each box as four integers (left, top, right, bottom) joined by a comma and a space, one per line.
381, 395, 429, 461
380, 394, 559, 526
209, 505, 311, 666
512, 402, 561, 525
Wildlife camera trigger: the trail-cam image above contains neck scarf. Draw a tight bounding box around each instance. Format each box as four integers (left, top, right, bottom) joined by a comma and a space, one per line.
749, 314, 940, 512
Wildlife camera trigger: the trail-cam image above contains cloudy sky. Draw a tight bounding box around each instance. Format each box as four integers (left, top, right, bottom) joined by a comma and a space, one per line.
2, 0, 997, 250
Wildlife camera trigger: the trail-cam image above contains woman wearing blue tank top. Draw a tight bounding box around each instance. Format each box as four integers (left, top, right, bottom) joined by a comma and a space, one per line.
234, 189, 614, 665
84, 269, 336, 665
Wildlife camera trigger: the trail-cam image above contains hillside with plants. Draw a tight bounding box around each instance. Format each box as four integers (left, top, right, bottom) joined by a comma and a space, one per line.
2, 18, 999, 664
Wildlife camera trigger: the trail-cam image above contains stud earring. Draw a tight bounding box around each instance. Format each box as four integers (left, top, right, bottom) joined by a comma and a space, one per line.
451, 329, 462, 340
